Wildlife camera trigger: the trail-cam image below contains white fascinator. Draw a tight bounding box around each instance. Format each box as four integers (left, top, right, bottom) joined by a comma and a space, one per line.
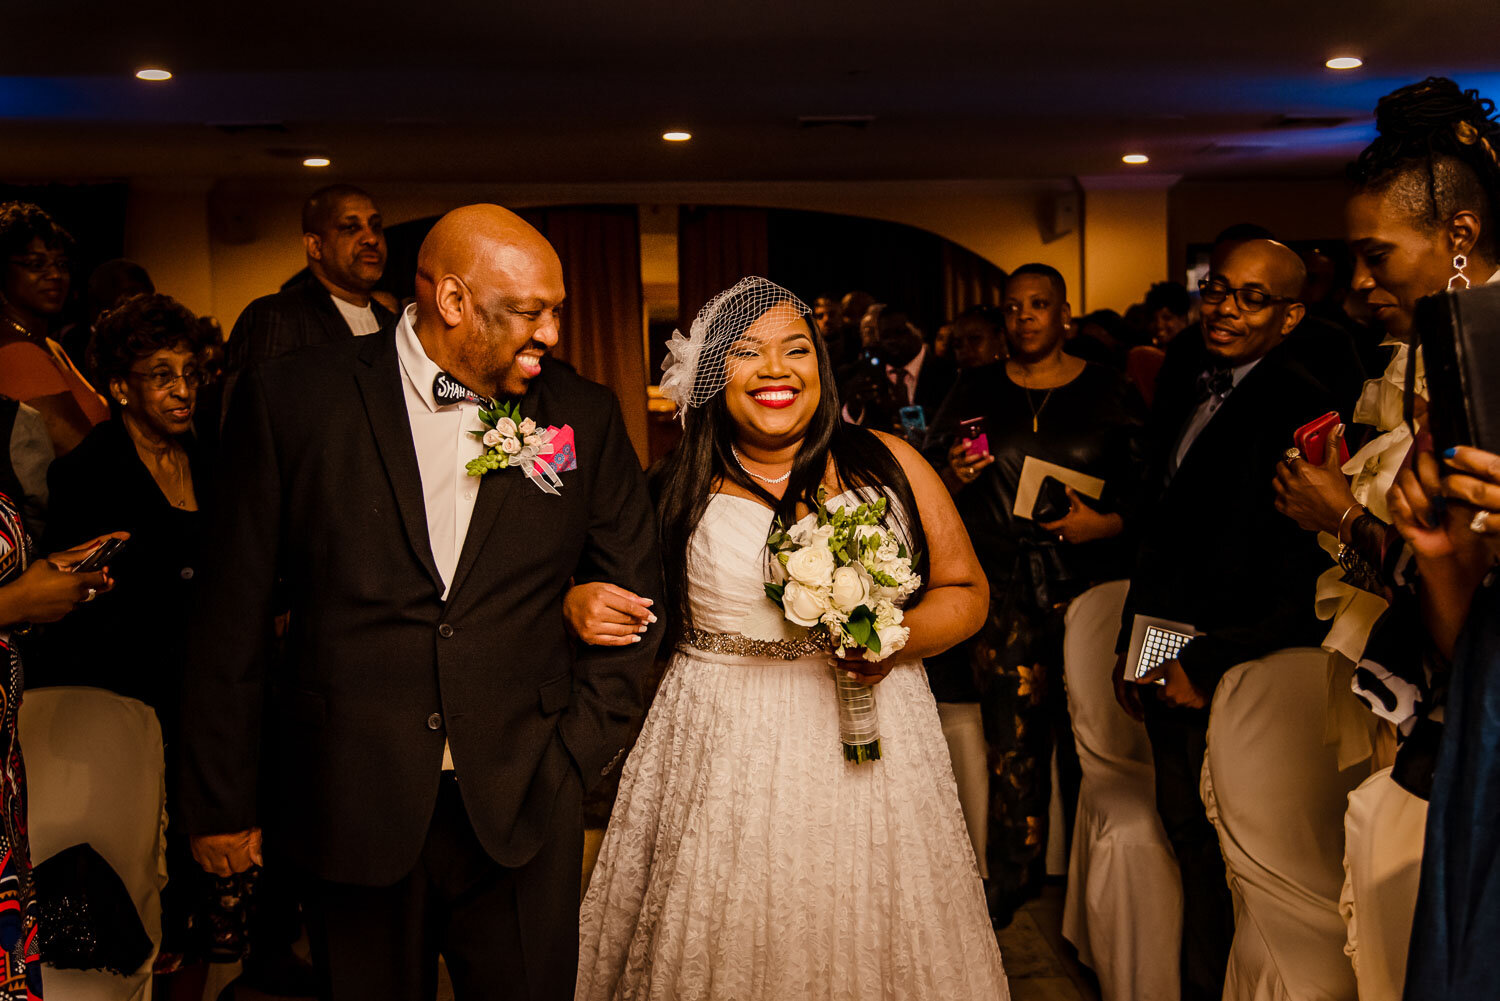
659, 276, 811, 423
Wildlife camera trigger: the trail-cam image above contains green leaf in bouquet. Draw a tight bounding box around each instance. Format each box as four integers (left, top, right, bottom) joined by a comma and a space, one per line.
764, 582, 786, 603
866, 628, 882, 654
778, 552, 790, 565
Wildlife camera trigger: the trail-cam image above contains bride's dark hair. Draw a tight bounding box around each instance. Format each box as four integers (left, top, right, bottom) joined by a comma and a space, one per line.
652, 294, 929, 650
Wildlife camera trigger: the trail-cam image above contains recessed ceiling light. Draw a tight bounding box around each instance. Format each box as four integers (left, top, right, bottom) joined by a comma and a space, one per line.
1325, 56, 1363, 70
135, 68, 172, 82
662, 131, 692, 142
303, 157, 331, 168
1122, 153, 1150, 165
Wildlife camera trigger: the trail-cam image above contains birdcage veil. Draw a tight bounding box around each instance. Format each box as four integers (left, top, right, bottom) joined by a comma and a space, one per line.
659, 277, 811, 422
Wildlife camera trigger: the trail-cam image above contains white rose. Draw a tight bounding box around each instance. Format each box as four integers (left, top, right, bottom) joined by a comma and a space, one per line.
785, 545, 836, 586
482, 428, 503, 448
830, 564, 871, 612
864, 621, 910, 662
496, 417, 518, 436
873, 598, 900, 624
501, 436, 522, 455
518, 417, 537, 435
789, 517, 834, 548
782, 581, 831, 627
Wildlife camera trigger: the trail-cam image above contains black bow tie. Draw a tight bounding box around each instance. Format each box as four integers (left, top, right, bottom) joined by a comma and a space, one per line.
433, 372, 487, 407
1194, 367, 1234, 405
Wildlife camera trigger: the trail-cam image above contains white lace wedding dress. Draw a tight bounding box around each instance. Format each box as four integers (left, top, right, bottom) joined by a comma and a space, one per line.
577, 491, 1010, 1000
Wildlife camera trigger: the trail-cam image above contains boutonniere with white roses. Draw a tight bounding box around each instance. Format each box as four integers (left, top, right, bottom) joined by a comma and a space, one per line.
763, 488, 922, 763
465, 401, 565, 495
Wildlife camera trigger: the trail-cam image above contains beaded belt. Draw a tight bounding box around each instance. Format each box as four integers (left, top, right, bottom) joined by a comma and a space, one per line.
682, 628, 832, 661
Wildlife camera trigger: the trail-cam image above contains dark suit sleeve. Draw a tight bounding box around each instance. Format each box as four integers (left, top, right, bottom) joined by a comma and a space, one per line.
1175, 387, 1333, 692
561, 398, 665, 793
220, 297, 298, 429
180, 365, 282, 835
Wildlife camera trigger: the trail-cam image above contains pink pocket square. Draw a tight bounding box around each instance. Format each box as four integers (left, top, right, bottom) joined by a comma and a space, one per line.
540, 424, 578, 474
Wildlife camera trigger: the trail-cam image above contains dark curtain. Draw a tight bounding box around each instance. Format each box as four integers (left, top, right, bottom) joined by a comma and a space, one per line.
530, 206, 649, 465
942, 242, 1008, 319
765, 209, 946, 335
380, 206, 649, 464
676, 206, 769, 329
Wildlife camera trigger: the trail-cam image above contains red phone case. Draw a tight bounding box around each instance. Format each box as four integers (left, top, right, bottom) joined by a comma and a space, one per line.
1293, 411, 1350, 467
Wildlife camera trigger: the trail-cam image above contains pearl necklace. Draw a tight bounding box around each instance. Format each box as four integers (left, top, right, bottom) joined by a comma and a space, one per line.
731, 444, 792, 485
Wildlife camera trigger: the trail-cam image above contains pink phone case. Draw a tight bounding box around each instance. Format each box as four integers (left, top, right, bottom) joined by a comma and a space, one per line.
967, 433, 990, 457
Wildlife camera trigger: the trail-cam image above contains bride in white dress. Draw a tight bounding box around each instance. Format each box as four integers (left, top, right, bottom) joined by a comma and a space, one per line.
574, 278, 1009, 1000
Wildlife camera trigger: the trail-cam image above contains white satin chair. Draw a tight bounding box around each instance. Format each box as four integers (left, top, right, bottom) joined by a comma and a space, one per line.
21, 687, 167, 1001
1060, 580, 1182, 1001
1340, 766, 1426, 1001
1202, 649, 1362, 1001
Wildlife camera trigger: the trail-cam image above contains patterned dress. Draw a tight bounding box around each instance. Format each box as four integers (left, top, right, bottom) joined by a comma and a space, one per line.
0, 492, 41, 999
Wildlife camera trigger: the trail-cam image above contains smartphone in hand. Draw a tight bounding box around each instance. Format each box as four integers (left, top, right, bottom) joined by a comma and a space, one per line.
72, 538, 127, 574
959, 416, 990, 458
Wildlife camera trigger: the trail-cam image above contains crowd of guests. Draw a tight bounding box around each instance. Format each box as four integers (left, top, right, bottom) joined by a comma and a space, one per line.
0, 74, 1498, 1001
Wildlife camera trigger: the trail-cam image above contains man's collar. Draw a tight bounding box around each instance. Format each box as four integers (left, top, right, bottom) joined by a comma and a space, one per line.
902, 342, 926, 379
394, 305, 449, 414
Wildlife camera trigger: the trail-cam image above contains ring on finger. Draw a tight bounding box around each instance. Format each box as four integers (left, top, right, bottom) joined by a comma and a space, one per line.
1471, 510, 1496, 535
84, 588, 97, 602
1283, 447, 1302, 464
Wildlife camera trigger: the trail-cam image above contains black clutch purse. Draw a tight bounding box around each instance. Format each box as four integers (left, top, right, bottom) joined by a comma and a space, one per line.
33, 843, 152, 976
1411, 283, 1500, 453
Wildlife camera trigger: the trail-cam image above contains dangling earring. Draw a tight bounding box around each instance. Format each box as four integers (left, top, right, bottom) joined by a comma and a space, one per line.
118, 398, 128, 406
1449, 253, 1472, 291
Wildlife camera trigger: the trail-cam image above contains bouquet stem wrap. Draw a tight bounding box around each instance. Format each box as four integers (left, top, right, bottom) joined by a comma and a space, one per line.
833, 667, 882, 762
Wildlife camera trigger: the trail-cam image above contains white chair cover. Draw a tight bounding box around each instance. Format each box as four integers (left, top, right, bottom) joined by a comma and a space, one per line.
1340, 766, 1426, 1001
1060, 580, 1182, 1001
20, 687, 167, 1001
1202, 649, 1362, 1001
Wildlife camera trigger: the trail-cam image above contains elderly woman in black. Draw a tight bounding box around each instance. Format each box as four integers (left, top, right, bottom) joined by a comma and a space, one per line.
30, 293, 218, 977
928, 263, 1148, 926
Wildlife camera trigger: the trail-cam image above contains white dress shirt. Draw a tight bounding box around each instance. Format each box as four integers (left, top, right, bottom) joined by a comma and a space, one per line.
332, 293, 382, 336
394, 305, 486, 771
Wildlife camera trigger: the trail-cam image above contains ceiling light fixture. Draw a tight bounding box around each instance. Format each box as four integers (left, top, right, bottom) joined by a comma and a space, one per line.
135, 68, 172, 82
662, 131, 692, 142
1325, 56, 1363, 70
1122, 153, 1150, 165
303, 157, 331, 168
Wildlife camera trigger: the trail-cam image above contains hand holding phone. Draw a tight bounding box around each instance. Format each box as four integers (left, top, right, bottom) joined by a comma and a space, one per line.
1294, 411, 1351, 468
959, 416, 990, 458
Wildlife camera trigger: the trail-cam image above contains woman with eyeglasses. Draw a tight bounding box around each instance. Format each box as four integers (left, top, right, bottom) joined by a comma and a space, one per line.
28, 292, 222, 979
0, 202, 109, 456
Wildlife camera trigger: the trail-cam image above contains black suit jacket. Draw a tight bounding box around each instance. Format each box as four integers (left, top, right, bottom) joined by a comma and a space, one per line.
181, 331, 664, 885
1119, 352, 1335, 692
220, 275, 396, 426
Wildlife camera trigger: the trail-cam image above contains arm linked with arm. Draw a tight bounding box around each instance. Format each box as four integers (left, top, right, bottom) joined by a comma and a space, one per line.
559, 400, 666, 792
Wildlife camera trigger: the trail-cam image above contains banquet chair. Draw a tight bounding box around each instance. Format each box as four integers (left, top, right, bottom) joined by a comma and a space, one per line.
1202, 649, 1362, 1001
21, 687, 167, 1001
1060, 580, 1182, 1001
1340, 766, 1426, 1001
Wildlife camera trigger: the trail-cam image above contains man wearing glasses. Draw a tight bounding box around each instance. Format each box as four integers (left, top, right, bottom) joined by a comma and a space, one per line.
1111, 239, 1337, 1001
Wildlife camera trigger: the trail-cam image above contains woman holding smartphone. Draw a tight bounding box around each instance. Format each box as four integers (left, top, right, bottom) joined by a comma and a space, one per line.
926, 262, 1148, 926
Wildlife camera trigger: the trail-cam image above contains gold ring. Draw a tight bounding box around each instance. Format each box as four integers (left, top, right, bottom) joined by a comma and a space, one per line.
1471, 510, 1495, 535
1283, 447, 1303, 463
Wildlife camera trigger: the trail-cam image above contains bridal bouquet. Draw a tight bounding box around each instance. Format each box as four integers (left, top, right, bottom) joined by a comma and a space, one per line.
764, 489, 922, 762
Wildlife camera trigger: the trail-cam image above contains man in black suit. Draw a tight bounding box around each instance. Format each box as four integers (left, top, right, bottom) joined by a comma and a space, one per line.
219, 184, 396, 423
1112, 239, 1337, 1001
840, 309, 957, 433
182, 205, 663, 999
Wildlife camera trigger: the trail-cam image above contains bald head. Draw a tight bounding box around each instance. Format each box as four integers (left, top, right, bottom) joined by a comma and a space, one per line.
1220, 239, 1307, 299
1201, 239, 1307, 364
414, 204, 566, 398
